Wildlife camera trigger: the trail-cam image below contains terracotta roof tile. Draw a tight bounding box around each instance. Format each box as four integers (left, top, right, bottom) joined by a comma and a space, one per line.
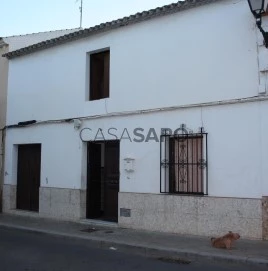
3, 0, 223, 59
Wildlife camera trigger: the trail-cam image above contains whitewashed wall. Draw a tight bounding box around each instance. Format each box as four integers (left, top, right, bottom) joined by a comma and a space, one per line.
4, 124, 83, 189
3, 28, 81, 52
7, 0, 258, 124
4, 0, 268, 199
4, 99, 268, 198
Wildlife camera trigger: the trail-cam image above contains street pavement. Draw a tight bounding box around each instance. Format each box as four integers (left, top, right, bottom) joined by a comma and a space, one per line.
0, 227, 267, 271
0, 213, 268, 268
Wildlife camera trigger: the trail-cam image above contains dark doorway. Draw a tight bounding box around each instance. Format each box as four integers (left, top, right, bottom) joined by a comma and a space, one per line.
87, 140, 120, 222
17, 144, 41, 212
86, 143, 102, 219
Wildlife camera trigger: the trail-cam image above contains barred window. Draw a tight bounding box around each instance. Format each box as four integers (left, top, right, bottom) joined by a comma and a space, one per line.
160, 131, 208, 195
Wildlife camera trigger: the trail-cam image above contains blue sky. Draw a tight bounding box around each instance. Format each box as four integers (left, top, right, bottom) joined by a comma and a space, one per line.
1, 0, 177, 37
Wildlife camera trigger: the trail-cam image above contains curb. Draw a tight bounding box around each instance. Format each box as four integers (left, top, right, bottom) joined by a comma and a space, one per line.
0, 223, 268, 267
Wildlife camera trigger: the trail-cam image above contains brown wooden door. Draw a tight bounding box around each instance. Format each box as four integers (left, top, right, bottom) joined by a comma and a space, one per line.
103, 141, 120, 222
87, 143, 102, 218
17, 144, 41, 212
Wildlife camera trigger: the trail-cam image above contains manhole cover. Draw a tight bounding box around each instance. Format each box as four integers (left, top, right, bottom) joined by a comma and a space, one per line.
158, 257, 191, 265
80, 228, 99, 233
105, 230, 114, 234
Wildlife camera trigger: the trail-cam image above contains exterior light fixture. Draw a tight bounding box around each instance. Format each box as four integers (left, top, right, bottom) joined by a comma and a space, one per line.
247, 0, 268, 47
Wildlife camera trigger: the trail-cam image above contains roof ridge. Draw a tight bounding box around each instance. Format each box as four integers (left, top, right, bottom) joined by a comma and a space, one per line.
3, 0, 225, 59
3, 27, 83, 38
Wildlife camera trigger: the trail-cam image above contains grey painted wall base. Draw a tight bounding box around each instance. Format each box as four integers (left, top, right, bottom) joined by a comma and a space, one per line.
262, 196, 268, 240
2, 184, 16, 211
3, 186, 266, 239
118, 192, 263, 240
2, 185, 87, 221
39, 187, 86, 220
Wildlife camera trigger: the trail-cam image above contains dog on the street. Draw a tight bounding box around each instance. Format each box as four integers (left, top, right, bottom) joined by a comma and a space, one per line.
211, 231, 240, 249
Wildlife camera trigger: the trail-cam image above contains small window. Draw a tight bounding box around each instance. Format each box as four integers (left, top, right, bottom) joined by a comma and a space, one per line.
160, 131, 208, 195
90, 50, 110, 101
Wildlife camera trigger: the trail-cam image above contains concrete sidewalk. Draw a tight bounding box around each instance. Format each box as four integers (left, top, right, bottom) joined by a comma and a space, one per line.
0, 212, 267, 267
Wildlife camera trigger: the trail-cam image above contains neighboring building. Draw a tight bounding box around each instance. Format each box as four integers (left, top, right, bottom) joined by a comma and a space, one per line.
0, 40, 8, 211
2, 0, 268, 239
0, 28, 82, 211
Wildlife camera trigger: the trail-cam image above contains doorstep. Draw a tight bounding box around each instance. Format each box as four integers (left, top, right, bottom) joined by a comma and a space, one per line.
80, 218, 119, 228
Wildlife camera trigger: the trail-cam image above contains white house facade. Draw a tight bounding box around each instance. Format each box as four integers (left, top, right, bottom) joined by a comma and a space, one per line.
0, 28, 81, 211
2, 0, 268, 239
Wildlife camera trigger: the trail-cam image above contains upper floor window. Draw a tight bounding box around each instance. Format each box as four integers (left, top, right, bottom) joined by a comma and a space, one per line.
90, 50, 110, 101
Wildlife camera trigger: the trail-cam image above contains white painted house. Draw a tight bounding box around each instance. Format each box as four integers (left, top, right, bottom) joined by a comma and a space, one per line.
0, 28, 81, 211
2, 0, 268, 239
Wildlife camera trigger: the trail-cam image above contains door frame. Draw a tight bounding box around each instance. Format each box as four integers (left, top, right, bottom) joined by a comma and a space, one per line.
16, 143, 41, 212
86, 140, 120, 222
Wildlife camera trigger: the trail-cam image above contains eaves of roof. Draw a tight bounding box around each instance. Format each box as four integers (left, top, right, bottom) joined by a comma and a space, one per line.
0, 38, 8, 49
3, 0, 223, 59
2, 28, 82, 39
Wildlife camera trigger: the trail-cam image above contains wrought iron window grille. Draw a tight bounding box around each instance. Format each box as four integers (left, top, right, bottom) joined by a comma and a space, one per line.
160, 127, 208, 195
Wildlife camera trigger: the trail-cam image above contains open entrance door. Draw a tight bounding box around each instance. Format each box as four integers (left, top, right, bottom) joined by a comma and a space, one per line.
86, 140, 120, 222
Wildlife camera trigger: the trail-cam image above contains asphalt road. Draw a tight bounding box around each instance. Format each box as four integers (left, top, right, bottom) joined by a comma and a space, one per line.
0, 227, 266, 271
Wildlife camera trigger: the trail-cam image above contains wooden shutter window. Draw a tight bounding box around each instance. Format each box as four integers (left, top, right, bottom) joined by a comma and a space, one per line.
90, 50, 110, 100
103, 51, 110, 98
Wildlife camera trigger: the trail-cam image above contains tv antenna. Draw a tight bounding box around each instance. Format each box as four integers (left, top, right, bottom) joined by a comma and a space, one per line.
76, 0, 83, 28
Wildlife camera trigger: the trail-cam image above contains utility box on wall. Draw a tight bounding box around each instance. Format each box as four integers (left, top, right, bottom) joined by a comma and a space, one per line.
123, 157, 135, 173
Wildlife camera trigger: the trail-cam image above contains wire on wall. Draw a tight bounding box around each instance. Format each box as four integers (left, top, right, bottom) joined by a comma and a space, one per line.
2, 94, 268, 131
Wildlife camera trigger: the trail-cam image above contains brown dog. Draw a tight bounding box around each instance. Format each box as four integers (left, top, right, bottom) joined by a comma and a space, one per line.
211, 231, 240, 249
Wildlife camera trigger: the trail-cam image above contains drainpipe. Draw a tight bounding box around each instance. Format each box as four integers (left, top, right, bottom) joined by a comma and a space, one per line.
0, 38, 8, 212
0, 129, 5, 212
